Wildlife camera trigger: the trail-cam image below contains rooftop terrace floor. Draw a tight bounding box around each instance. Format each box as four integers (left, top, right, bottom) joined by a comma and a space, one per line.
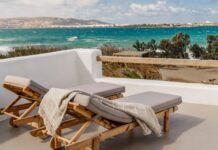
0, 102, 218, 150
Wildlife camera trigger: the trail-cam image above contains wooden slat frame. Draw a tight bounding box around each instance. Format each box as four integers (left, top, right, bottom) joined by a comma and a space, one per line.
64, 106, 178, 150
69, 121, 92, 143
1, 83, 42, 128
3, 83, 41, 101
30, 118, 85, 137
97, 55, 218, 67
1, 82, 124, 129
43, 102, 178, 150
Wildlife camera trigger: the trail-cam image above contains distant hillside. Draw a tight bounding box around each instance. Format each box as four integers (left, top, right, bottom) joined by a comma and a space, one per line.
0, 17, 111, 28
119, 22, 218, 28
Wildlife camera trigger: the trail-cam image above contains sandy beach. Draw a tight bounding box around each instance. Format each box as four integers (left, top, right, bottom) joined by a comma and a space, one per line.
103, 62, 218, 85
160, 66, 218, 84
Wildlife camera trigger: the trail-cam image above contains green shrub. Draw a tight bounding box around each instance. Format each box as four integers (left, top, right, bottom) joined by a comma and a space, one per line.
207, 35, 217, 44
100, 44, 122, 56
200, 35, 218, 60
158, 33, 190, 59
190, 44, 205, 58
132, 33, 190, 59
133, 39, 157, 51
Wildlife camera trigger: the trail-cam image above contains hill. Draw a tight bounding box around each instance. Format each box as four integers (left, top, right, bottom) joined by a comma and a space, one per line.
0, 17, 111, 28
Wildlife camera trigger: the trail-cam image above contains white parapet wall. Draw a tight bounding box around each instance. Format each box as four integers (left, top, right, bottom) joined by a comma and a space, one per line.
1, 48, 218, 110
0, 49, 102, 108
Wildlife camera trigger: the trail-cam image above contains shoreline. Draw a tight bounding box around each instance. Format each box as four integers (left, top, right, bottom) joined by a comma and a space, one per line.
0, 25, 218, 30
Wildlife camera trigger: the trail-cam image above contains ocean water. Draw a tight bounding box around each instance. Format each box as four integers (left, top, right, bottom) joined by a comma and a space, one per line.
0, 26, 218, 53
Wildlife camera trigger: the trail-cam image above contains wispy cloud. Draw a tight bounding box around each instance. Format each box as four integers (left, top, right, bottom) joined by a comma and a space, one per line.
18, 0, 100, 7
130, 0, 191, 15
208, 8, 218, 14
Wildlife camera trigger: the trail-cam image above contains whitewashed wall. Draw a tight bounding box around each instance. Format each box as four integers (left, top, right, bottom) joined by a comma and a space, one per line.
0, 49, 101, 108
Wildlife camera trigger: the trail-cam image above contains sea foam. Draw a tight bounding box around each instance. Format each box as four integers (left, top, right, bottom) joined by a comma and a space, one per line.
0, 38, 15, 42
67, 36, 78, 42
0, 46, 14, 55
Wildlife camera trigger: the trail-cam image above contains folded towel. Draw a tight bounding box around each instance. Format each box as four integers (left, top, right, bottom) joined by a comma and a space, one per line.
38, 88, 161, 136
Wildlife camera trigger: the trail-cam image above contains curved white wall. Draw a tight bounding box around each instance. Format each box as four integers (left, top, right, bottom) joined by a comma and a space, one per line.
0, 49, 101, 108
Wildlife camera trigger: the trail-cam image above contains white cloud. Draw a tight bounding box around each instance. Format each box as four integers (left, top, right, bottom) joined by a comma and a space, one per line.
130, 0, 189, 15
0, 0, 102, 21
169, 6, 186, 13
130, 0, 166, 12
208, 8, 218, 14
19, 0, 63, 6
17, 0, 100, 7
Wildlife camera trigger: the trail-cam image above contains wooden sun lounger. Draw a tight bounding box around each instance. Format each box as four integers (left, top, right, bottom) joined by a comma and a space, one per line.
0, 75, 125, 128
30, 92, 182, 150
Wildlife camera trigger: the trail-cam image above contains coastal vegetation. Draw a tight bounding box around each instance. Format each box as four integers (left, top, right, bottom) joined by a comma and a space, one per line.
101, 33, 217, 60
100, 44, 122, 56
101, 44, 162, 80
101, 33, 218, 84
0, 46, 67, 59
132, 33, 218, 60
133, 33, 190, 59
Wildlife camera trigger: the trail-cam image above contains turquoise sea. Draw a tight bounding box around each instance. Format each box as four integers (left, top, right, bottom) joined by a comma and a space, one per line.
0, 26, 218, 52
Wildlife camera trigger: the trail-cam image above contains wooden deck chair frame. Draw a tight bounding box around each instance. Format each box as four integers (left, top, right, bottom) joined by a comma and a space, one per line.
0, 83, 123, 129
30, 101, 178, 150
0, 83, 43, 128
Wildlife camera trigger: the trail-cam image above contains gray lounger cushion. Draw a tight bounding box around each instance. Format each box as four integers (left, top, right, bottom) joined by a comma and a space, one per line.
4, 75, 49, 97
74, 91, 182, 123
118, 91, 182, 112
4, 75, 125, 98
72, 82, 125, 97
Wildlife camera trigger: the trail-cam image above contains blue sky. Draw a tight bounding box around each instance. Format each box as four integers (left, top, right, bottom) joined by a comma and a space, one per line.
0, 0, 217, 24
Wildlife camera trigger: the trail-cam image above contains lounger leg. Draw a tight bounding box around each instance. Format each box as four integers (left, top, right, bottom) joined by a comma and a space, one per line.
51, 129, 62, 150
0, 108, 3, 115
92, 137, 100, 150
8, 101, 39, 128
1, 96, 21, 127
128, 130, 134, 137
78, 147, 92, 150
9, 110, 19, 127
36, 116, 44, 128
163, 110, 170, 132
